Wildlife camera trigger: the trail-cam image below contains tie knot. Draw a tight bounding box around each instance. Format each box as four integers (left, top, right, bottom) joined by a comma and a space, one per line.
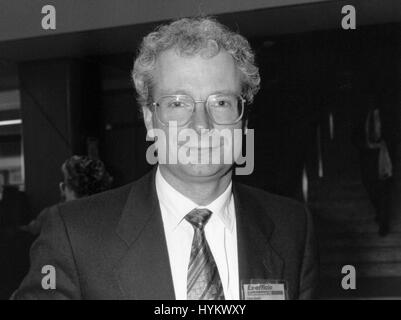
185, 208, 212, 230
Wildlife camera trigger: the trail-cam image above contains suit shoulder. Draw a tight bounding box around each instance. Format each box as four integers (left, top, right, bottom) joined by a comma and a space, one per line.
56, 183, 133, 227
235, 182, 305, 209
235, 182, 308, 222
53, 170, 155, 241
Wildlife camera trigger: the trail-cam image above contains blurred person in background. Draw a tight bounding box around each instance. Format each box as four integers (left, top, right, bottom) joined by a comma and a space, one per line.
352, 95, 393, 236
21, 155, 113, 235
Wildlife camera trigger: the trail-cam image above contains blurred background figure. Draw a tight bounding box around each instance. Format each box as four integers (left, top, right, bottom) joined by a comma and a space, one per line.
352, 95, 393, 236
21, 155, 113, 235
59, 155, 113, 202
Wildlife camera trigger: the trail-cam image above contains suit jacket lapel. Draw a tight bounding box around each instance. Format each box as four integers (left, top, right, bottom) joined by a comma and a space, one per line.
233, 183, 284, 298
114, 168, 175, 300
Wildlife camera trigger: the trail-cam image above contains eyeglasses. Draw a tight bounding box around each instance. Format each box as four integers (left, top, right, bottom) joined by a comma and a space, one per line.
151, 94, 246, 126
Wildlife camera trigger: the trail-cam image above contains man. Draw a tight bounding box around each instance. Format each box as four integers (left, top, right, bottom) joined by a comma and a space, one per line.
12, 17, 318, 300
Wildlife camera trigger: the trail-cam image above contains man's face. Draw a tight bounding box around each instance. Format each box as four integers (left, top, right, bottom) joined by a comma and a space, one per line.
143, 48, 244, 183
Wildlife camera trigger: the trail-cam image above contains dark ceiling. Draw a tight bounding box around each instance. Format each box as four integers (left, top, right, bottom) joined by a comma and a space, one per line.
0, 0, 400, 90
0, 0, 400, 62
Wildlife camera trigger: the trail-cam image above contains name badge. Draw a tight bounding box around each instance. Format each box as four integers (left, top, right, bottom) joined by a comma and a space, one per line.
241, 279, 287, 300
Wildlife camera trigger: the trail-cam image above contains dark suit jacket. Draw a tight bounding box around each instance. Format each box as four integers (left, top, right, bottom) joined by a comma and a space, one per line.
12, 169, 318, 300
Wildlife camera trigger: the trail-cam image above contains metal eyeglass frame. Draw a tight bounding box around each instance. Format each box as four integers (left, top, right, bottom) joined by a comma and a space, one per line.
151, 94, 246, 126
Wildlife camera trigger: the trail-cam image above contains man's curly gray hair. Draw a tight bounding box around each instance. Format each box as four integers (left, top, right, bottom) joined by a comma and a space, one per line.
132, 17, 260, 112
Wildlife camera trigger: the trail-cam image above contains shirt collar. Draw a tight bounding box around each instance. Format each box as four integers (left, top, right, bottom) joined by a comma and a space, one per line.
155, 166, 234, 232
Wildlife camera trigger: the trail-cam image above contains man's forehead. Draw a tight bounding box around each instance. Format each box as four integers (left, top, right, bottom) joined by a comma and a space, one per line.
153, 48, 241, 94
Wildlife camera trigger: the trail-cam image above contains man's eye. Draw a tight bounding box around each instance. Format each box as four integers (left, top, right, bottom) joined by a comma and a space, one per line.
216, 100, 231, 107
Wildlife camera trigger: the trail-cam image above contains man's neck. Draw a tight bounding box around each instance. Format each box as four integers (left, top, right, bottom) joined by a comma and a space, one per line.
158, 166, 232, 206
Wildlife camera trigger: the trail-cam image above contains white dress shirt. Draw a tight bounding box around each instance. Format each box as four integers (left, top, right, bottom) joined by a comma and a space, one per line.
155, 167, 239, 300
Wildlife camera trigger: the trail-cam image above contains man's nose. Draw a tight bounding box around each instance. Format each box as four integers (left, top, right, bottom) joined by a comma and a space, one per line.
190, 101, 213, 133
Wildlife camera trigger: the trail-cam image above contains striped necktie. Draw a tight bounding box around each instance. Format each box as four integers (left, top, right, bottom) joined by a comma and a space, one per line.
185, 208, 225, 300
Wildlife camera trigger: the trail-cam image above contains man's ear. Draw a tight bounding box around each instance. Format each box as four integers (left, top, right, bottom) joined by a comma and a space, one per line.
142, 106, 155, 139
